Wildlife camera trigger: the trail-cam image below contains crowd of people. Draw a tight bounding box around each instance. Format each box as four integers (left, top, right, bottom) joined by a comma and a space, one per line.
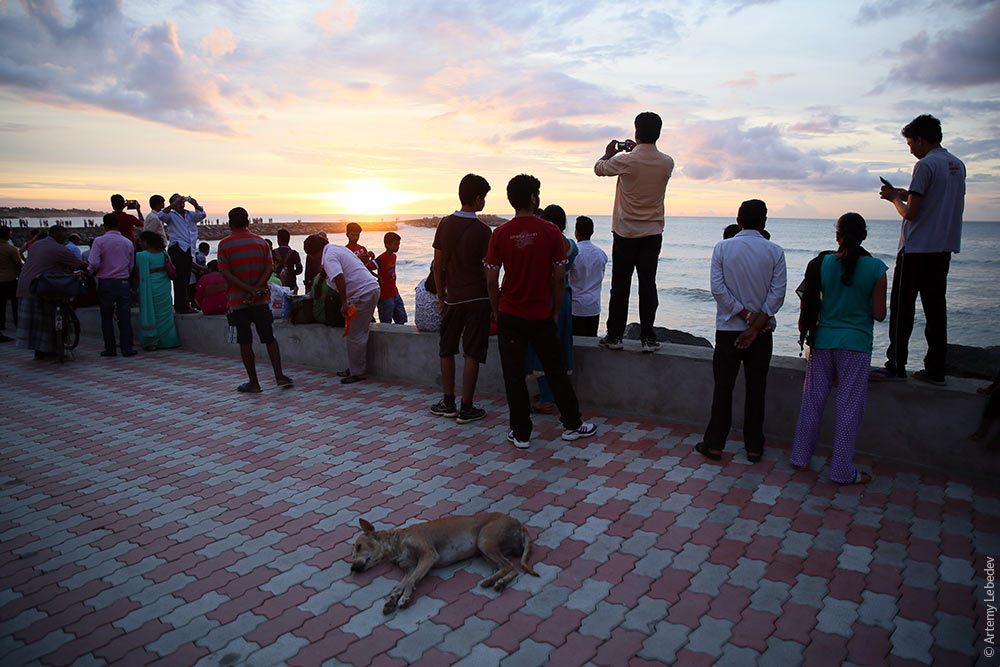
3, 112, 995, 468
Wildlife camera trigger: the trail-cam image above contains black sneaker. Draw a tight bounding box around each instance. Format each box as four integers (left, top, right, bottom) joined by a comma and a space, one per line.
455, 406, 486, 424
430, 400, 459, 418
641, 338, 661, 353
598, 334, 623, 350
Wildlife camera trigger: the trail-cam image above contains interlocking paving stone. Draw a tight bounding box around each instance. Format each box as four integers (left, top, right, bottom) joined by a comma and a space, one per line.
0, 341, 992, 666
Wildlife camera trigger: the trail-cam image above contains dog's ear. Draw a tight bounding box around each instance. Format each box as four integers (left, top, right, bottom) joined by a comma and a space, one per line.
359, 518, 375, 534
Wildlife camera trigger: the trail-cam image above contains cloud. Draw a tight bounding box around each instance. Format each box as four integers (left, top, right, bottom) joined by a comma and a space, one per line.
509, 121, 621, 143
201, 27, 237, 59
854, 0, 911, 24
884, 3, 1000, 89
314, 0, 358, 35
787, 113, 852, 135
677, 118, 907, 191
722, 71, 757, 89
0, 2, 244, 135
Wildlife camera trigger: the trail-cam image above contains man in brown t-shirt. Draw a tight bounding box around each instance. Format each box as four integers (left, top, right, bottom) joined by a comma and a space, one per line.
430, 174, 493, 424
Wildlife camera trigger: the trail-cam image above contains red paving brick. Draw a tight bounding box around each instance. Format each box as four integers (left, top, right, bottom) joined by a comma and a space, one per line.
0, 339, 992, 664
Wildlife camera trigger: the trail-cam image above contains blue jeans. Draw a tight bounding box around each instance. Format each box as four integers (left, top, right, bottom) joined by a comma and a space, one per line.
98, 278, 134, 354
377, 294, 408, 324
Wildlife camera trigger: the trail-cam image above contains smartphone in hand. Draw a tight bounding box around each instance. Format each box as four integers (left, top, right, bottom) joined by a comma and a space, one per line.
879, 177, 894, 189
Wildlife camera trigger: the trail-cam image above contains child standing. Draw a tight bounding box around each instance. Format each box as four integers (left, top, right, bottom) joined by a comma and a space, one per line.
345, 222, 378, 277
376, 232, 407, 324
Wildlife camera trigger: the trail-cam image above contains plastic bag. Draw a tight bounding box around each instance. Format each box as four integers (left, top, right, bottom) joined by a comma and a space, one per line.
269, 284, 293, 318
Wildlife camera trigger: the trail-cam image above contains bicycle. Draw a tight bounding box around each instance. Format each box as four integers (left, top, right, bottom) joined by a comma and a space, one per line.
32, 271, 86, 362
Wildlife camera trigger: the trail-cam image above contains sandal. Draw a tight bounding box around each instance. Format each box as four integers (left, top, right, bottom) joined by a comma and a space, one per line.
695, 441, 722, 461
340, 375, 367, 384
237, 383, 262, 393
746, 450, 763, 464
837, 471, 874, 485
868, 368, 904, 382
530, 401, 554, 414
336, 369, 352, 378
276, 376, 294, 388
912, 370, 946, 386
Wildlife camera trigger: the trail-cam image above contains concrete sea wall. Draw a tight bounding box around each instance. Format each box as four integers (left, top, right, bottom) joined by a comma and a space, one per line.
74, 307, 997, 480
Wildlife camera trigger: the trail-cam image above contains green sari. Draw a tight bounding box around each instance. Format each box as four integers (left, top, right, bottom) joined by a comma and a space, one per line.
136, 251, 180, 349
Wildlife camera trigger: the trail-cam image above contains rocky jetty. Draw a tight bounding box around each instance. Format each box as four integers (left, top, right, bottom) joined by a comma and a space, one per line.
623, 323, 713, 348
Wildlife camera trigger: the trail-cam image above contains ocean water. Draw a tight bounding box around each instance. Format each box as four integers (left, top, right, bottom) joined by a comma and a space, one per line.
72, 213, 1000, 359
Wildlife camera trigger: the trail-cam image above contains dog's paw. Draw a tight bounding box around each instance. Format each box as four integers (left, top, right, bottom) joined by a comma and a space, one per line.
382, 598, 398, 614
493, 580, 508, 591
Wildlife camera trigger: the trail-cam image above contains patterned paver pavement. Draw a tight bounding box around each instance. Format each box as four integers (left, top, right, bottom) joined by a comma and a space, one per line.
1, 339, 997, 666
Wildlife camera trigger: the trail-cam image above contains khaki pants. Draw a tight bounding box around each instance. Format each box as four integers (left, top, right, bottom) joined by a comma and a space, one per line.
346, 287, 380, 376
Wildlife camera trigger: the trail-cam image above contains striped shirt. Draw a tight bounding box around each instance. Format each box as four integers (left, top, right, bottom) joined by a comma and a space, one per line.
217, 231, 272, 310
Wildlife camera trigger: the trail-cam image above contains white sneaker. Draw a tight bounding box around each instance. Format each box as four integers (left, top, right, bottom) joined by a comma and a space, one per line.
507, 430, 530, 449
562, 422, 598, 441
641, 338, 661, 353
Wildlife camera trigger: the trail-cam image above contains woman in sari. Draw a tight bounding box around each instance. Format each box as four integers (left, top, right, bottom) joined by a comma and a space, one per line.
136, 232, 180, 350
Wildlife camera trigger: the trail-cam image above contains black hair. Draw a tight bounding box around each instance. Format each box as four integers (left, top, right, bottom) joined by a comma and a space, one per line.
346, 222, 362, 234
303, 234, 329, 257
836, 212, 868, 286
635, 111, 662, 143
110, 194, 125, 211
0, 227, 10, 240
459, 174, 491, 206
140, 230, 166, 251
737, 199, 767, 230
49, 225, 68, 241
102, 213, 119, 229
228, 207, 250, 228
277, 229, 291, 244
901, 114, 942, 144
207, 260, 219, 272
149, 194, 165, 209
384, 231, 400, 245
198, 242, 210, 253
68, 234, 81, 244
723, 223, 741, 239
541, 204, 567, 232
575, 216, 594, 240
506, 174, 541, 211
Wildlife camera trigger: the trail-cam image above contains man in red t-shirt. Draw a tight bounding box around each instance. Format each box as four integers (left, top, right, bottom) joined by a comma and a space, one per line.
110, 194, 143, 246
484, 174, 597, 449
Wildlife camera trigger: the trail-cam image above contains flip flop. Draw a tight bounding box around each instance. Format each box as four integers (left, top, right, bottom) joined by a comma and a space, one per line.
695, 441, 722, 461
837, 471, 874, 485
276, 376, 294, 388
237, 383, 263, 393
868, 368, 904, 382
336, 369, 351, 378
912, 370, 946, 386
746, 451, 763, 463
340, 375, 367, 384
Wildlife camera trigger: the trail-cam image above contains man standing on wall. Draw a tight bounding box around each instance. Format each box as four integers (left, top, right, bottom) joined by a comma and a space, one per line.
485, 174, 597, 449
873, 114, 966, 386
696, 200, 786, 464
160, 193, 206, 313
594, 111, 674, 353
431, 173, 493, 424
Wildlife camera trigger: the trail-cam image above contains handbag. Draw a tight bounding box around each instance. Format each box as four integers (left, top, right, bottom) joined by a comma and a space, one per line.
163, 251, 177, 280
31, 273, 86, 298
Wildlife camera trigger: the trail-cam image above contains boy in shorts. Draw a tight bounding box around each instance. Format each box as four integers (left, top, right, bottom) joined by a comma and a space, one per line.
218, 206, 293, 393
376, 232, 407, 324
430, 174, 494, 423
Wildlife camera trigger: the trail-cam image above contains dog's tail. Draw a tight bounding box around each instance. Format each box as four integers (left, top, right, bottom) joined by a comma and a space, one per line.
520, 524, 539, 577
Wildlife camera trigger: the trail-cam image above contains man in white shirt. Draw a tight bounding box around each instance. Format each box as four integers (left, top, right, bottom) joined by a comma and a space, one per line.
143, 194, 169, 247
697, 200, 786, 464
304, 234, 380, 384
159, 193, 206, 313
594, 111, 675, 353
568, 216, 608, 337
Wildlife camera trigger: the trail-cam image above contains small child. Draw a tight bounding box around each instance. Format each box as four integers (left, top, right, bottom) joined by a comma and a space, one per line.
194, 260, 228, 315
345, 222, 378, 276
376, 232, 407, 324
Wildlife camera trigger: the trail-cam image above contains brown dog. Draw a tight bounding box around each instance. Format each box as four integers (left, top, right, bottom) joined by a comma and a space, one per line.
350, 513, 539, 613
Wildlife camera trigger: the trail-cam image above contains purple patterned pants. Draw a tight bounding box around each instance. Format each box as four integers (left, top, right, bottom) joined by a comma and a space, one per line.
790, 348, 871, 483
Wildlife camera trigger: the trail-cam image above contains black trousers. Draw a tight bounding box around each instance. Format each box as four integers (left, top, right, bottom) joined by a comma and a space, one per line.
703, 330, 773, 454
497, 312, 582, 441
168, 245, 193, 311
607, 232, 661, 339
885, 251, 951, 380
0, 280, 16, 330
572, 315, 599, 337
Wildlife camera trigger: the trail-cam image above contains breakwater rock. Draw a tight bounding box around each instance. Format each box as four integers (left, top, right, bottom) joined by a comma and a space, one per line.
624, 323, 713, 348
945, 344, 1000, 380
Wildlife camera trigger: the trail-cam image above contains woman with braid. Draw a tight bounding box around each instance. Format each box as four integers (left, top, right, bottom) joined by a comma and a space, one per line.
790, 213, 887, 485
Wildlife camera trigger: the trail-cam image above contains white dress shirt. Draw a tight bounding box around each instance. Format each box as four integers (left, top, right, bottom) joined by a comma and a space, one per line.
159, 207, 206, 252
569, 240, 608, 317
322, 244, 379, 298
710, 229, 786, 331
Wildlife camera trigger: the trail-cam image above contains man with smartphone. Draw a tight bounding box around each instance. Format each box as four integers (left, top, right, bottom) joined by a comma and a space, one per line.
159, 193, 207, 313
110, 194, 143, 246
594, 111, 675, 353
874, 114, 966, 385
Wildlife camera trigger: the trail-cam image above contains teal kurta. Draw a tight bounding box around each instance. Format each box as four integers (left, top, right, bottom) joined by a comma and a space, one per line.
136, 251, 180, 349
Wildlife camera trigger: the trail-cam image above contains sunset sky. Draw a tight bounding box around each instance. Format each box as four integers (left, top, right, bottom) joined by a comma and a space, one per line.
1, 0, 998, 220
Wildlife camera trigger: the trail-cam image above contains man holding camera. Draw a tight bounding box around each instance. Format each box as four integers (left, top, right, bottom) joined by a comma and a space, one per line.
110, 194, 143, 246
594, 111, 674, 353
159, 193, 206, 313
